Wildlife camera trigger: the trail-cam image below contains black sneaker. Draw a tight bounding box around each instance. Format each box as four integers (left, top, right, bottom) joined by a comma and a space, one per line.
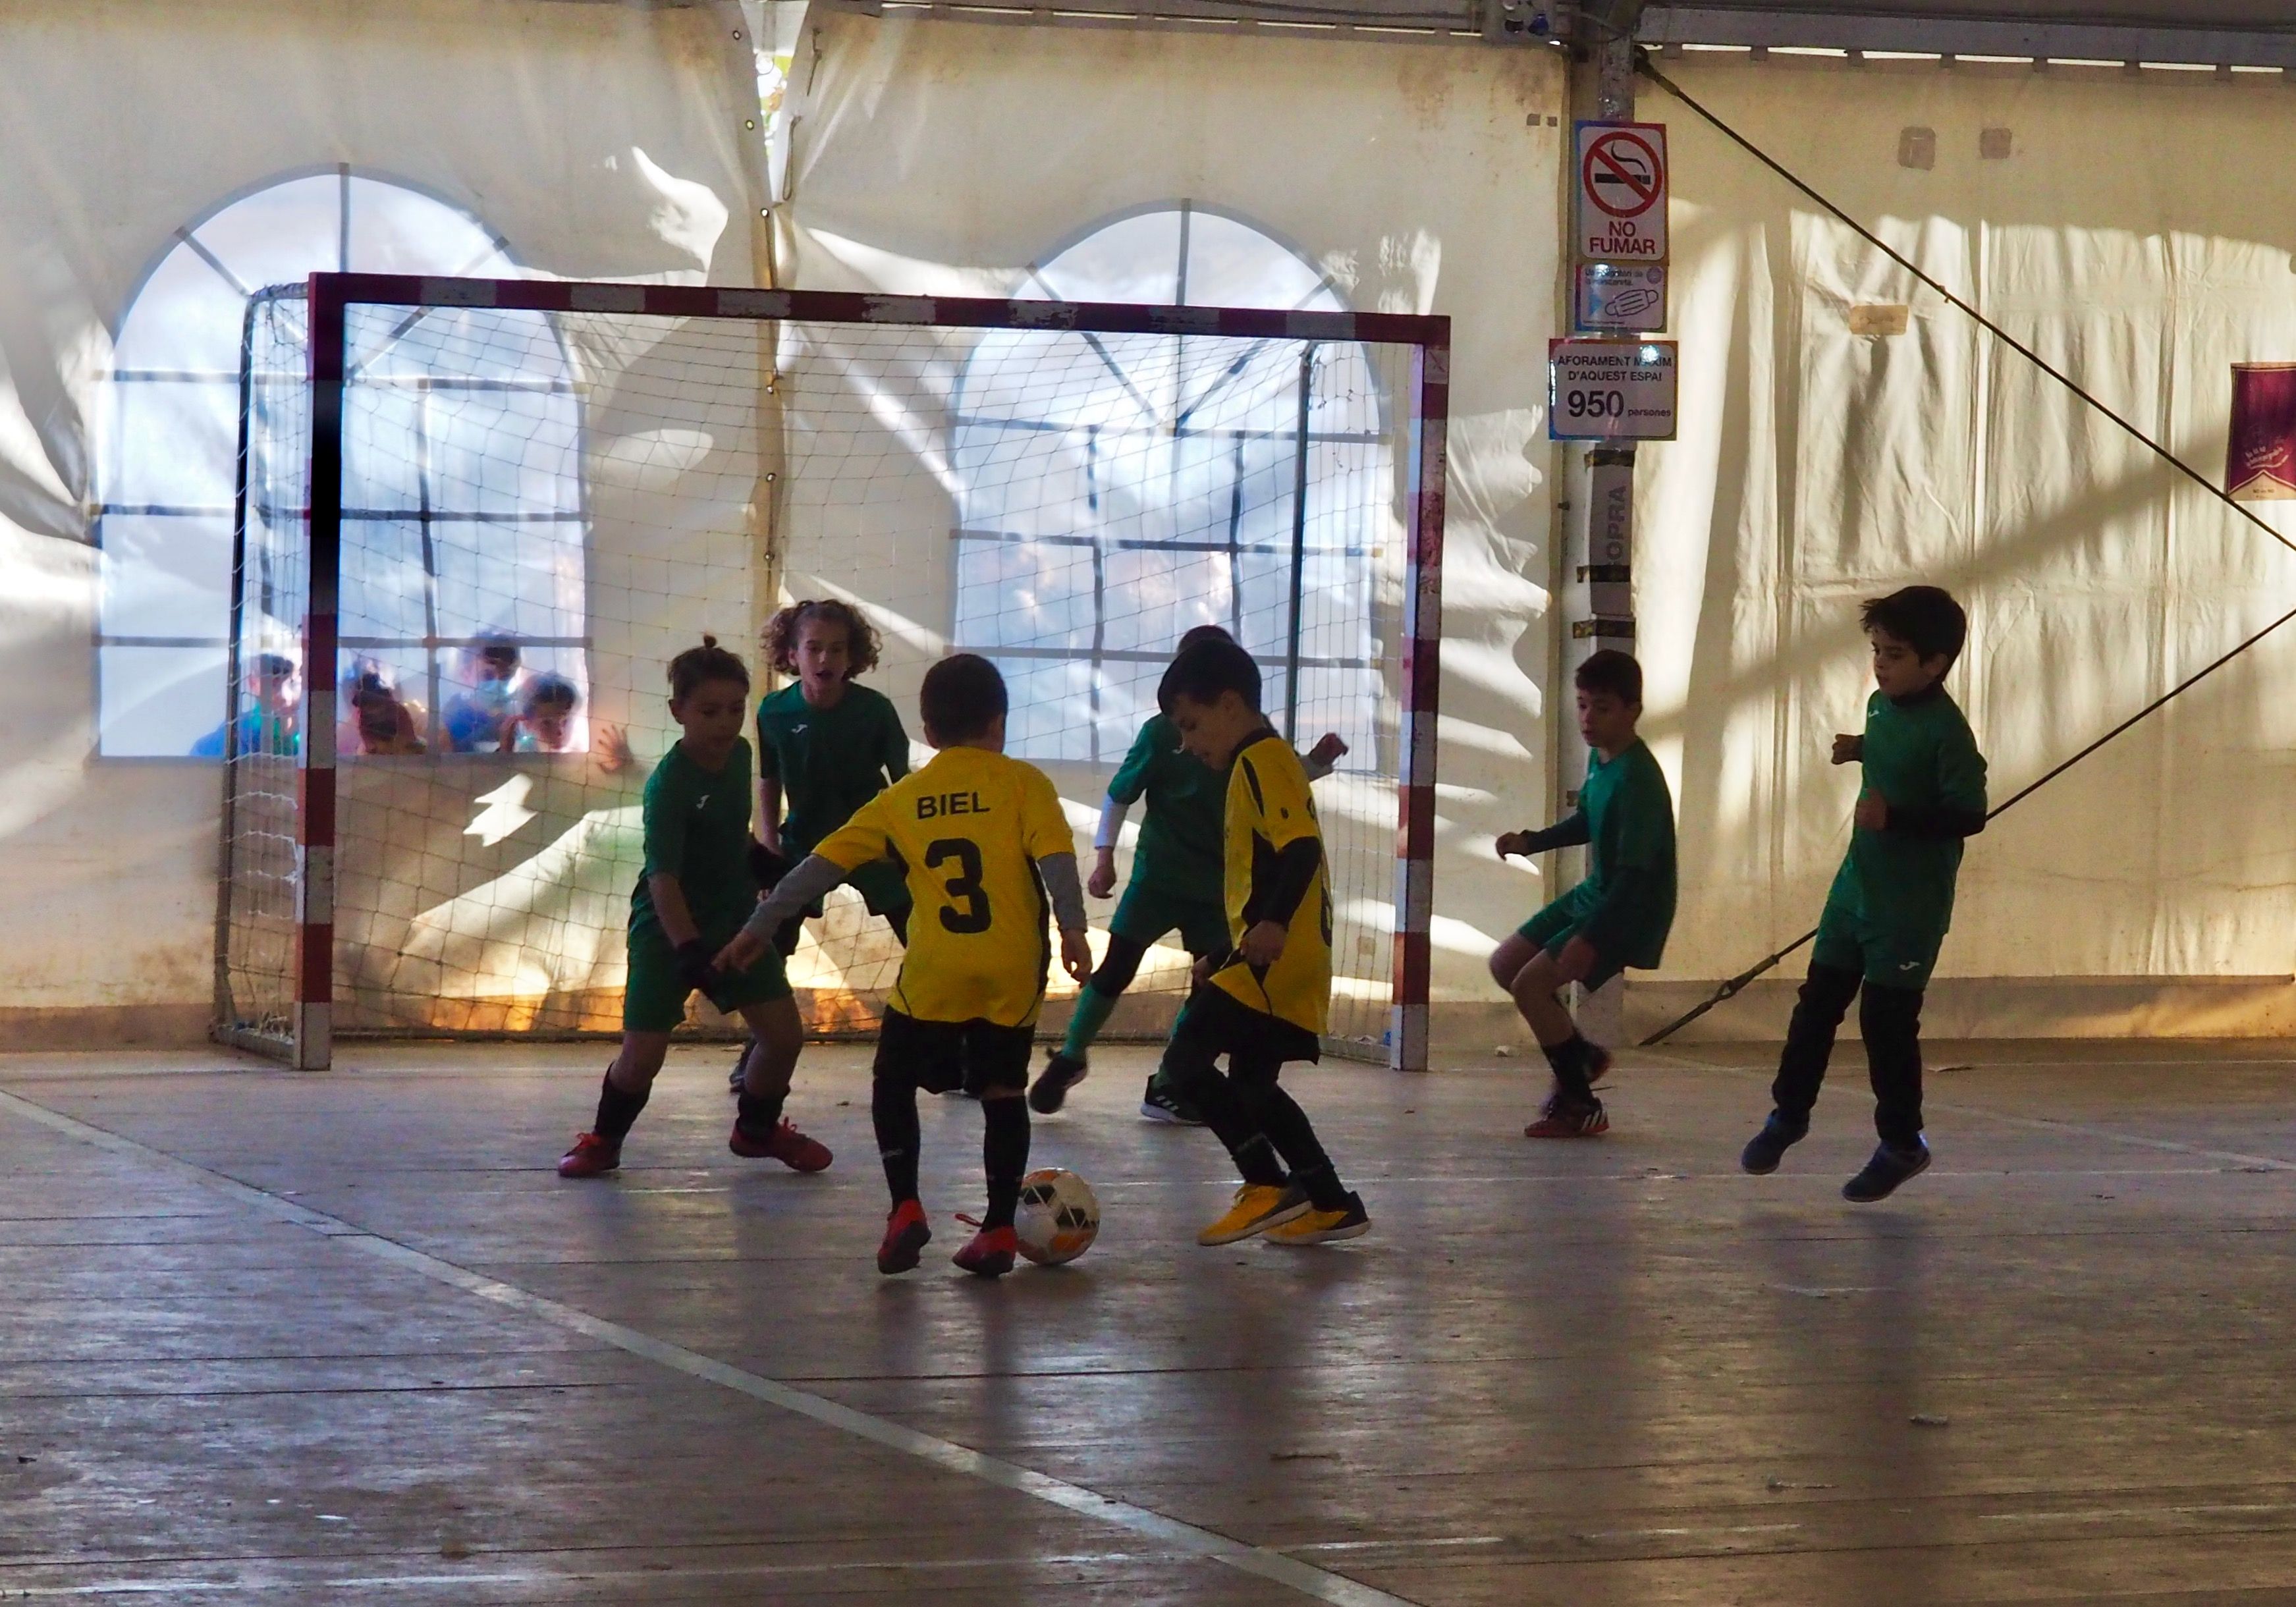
1843, 1140, 1931, 1203
1739, 1114, 1808, 1175
1028, 1050, 1089, 1115
1139, 1077, 1206, 1126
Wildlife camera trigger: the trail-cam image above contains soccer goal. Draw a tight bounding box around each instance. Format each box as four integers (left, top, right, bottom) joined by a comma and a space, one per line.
211, 273, 1448, 1072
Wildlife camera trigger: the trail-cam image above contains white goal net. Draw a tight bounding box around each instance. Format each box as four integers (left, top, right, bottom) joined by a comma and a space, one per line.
213, 277, 1447, 1070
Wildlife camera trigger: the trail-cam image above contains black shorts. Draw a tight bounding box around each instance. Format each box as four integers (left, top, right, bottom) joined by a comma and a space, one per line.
874, 1008, 1035, 1096
1172, 983, 1322, 1076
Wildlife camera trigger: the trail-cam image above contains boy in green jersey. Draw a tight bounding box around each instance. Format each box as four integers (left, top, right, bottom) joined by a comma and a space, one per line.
1741, 586, 1988, 1202
1027, 625, 1344, 1124
729, 599, 913, 1094
557, 638, 831, 1180
1492, 650, 1677, 1138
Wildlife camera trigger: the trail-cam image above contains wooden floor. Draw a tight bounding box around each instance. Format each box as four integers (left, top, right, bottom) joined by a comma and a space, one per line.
4, 1039, 2295, 1605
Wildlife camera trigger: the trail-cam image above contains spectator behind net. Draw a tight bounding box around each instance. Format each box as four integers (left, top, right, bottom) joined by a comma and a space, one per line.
190, 652, 300, 757
443, 630, 523, 752
340, 659, 427, 755
504, 671, 634, 772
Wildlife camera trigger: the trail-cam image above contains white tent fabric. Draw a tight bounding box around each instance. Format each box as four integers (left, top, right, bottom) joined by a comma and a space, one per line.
777, 12, 1570, 1008
1639, 58, 2296, 1035
0, 0, 764, 1034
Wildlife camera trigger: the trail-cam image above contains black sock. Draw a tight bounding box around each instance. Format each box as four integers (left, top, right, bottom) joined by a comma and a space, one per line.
735, 1086, 787, 1137
1254, 1087, 1347, 1209
1542, 1033, 1595, 1103
1229, 1132, 1290, 1189
593, 1068, 649, 1145
981, 1096, 1030, 1230
873, 1076, 921, 1205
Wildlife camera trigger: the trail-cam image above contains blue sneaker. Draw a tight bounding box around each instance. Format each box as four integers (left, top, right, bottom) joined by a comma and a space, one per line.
1739, 1114, 1808, 1176
1843, 1139, 1931, 1203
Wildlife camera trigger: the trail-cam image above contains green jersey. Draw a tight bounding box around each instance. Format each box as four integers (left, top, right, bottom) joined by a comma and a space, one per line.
1529, 738, 1678, 967
631, 738, 757, 934
1828, 685, 1988, 948
1108, 713, 1228, 905
754, 680, 910, 856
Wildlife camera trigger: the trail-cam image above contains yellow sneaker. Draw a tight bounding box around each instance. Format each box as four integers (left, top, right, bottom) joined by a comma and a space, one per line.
1197, 1182, 1310, 1246
1264, 1192, 1371, 1246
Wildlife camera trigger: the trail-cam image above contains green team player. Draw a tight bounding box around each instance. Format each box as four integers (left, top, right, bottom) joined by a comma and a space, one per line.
557, 636, 831, 1180
1028, 624, 1345, 1124
1741, 586, 1988, 1203
728, 598, 914, 1095
1491, 649, 1678, 1139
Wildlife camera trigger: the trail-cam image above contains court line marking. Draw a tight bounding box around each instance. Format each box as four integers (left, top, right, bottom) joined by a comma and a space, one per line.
0, 1089, 1418, 1607
1635, 1047, 2296, 1175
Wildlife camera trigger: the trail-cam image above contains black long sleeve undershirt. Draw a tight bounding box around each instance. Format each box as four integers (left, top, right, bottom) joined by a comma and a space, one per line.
1248, 838, 1325, 929
1514, 810, 1591, 855
1882, 801, 1988, 840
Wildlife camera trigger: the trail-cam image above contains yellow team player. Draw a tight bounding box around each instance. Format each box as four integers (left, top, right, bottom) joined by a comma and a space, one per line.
1154, 634, 1369, 1247
719, 654, 1093, 1278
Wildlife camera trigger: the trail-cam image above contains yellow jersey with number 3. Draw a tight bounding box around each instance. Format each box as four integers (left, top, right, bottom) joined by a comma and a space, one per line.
811, 744, 1073, 1027
1210, 732, 1333, 1039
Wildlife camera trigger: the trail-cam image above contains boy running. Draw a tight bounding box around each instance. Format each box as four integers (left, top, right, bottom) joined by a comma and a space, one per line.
1741, 586, 1987, 1202
557, 637, 832, 1180
1492, 649, 1677, 1138
1153, 635, 1369, 1247
1029, 624, 1344, 1124
718, 654, 1093, 1278
730, 599, 913, 1095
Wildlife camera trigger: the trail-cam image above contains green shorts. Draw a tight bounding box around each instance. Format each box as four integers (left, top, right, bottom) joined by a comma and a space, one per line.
1813, 901, 1944, 992
1516, 894, 1627, 993
624, 913, 792, 1033
1110, 881, 1231, 958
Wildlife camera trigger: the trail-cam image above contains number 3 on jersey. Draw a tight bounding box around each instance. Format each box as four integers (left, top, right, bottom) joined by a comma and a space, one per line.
925, 837, 991, 933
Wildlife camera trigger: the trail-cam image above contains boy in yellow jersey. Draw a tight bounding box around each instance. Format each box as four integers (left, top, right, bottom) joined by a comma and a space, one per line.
1155, 636, 1369, 1246
718, 655, 1093, 1278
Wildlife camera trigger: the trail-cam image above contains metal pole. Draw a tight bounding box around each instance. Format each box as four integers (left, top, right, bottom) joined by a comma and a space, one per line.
1283, 342, 1315, 742
211, 290, 264, 1044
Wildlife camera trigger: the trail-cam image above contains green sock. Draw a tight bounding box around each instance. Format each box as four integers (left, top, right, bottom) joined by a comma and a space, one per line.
1061, 985, 1118, 1060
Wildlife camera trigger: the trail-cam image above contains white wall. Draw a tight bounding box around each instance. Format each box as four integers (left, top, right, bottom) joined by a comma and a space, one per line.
0, 0, 765, 1039
1635, 55, 2296, 1037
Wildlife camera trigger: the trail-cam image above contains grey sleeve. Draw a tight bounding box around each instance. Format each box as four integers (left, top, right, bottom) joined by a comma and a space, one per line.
1035, 852, 1088, 933
738, 853, 850, 942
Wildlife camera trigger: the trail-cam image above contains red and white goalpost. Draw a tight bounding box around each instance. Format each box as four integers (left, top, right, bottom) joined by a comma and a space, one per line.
213, 273, 1446, 1072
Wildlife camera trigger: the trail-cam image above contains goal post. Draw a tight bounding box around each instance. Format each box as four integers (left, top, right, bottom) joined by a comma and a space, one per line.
213, 272, 1448, 1072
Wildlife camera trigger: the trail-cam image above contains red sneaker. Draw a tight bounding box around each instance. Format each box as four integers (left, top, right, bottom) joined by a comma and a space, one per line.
557, 1131, 621, 1178
952, 1224, 1019, 1278
878, 1199, 931, 1274
730, 1117, 832, 1173
1524, 1096, 1610, 1139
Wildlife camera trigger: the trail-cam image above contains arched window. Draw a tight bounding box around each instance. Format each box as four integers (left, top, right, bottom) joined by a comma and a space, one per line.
949, 204, 1388, 762
97, 171, 584, 757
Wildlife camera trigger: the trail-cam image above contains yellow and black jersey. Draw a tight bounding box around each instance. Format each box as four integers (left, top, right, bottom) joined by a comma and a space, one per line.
812, 744, 1073, 1028
1209, 732, 1333, 1039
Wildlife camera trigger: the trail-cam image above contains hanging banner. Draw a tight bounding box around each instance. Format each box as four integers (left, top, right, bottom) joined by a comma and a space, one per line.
2228, 363, 2296, 500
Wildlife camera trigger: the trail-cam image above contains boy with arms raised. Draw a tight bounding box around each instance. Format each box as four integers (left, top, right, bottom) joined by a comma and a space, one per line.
1741, 586, 1986, 1202
1153, 636, 1369, 1246
1492, 649, 1677, 1138
1030, 623, 1345, 1124
719, 654, 1093, 1277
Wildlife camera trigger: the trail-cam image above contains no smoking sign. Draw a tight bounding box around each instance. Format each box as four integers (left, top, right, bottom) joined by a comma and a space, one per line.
1576, 121, 1668, 263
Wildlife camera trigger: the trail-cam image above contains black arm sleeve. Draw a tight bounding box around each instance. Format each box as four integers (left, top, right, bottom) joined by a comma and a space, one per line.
1251, 838, 1325, 929
1883, 802, 1988, 840
1516, 810, 1591, 854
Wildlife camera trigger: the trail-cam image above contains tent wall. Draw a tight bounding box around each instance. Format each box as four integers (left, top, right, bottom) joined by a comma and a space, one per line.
0, 0, 765, 1044
1633, 57, 2296, 1039
777, 11, 1570, 1019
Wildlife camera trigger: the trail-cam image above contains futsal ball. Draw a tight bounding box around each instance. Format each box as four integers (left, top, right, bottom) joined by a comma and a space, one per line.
1014, 1168, 1100, 1266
